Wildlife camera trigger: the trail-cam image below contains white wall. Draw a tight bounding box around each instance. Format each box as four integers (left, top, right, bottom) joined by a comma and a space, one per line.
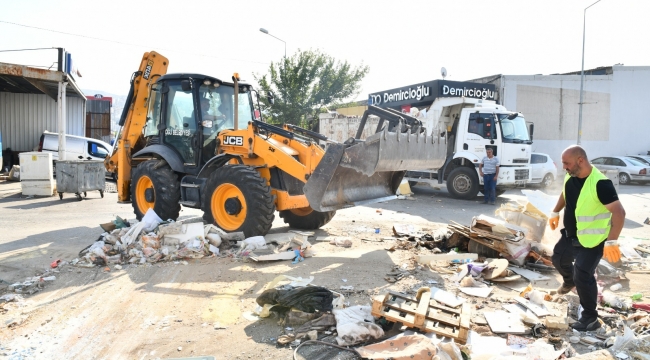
0, 93, 85, 151
500, 67, 650, 167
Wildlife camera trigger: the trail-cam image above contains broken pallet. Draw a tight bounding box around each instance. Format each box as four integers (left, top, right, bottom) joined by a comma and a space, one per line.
371, 287, 471, 344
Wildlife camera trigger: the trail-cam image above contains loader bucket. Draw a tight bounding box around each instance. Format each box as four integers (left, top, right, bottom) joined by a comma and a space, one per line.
304, 122, 446, 212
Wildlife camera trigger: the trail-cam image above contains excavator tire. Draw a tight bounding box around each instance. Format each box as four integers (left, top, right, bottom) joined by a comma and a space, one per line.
279, 207, 336, 230
131, 159, 181, 221
202, 165, 275, 237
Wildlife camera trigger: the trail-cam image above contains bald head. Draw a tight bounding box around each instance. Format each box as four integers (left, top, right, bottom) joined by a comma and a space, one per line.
563, 145, 587, 161
562, 145, 591, 178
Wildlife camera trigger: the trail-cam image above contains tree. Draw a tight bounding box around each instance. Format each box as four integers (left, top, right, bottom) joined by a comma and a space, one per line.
254, 49, 369, 130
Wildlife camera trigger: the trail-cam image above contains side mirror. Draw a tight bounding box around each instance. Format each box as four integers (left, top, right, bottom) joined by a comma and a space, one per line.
529, 123, 534, 141
181, 80, 192, 92
507, 112, 519, 120
266, 91, 275, 105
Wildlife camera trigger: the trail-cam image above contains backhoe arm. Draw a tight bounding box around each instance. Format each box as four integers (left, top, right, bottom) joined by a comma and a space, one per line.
105, 52, 169, 202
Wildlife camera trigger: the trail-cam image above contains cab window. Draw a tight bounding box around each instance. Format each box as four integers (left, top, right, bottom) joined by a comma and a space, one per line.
468, 113, 496, 139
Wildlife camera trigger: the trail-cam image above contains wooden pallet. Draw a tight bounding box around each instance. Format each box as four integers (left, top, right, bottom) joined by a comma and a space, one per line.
371, 287, 471, 344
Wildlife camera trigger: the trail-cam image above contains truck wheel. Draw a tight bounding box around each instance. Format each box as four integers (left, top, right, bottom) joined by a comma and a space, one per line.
541, 174, 554, 188
202, 165, 275, 237
131, 160, 181, 221
279, 207, 336, 230
446, 167, 479, 200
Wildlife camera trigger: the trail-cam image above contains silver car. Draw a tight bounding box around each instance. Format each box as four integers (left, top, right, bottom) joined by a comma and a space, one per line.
628, 155, 650, 167
590, 156, 650, 185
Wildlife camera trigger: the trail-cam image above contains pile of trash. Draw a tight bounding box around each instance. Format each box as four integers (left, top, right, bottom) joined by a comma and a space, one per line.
75, 209, 317, 267
1, 259, 65, 298
252, 276, 471, 360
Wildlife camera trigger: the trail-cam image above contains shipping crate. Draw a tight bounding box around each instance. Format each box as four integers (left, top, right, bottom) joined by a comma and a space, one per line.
371, 287, 471, 344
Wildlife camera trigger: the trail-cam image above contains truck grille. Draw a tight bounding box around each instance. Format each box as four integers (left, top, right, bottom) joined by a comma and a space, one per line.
512, 158, 529, 164
515, 169, 529, 180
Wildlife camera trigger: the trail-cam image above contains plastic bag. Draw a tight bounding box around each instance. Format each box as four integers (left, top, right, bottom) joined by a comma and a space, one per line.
612, 326, 636, 352
439, 342, 463, 360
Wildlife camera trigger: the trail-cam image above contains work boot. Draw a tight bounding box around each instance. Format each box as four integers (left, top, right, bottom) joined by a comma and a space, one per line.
490, 201, 495, 205
556, 283, 575, 295
482, 201, 488, 204
571, 318, 601, 332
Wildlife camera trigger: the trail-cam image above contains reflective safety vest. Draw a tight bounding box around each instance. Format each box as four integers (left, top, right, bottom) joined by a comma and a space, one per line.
563, 166, 611, 248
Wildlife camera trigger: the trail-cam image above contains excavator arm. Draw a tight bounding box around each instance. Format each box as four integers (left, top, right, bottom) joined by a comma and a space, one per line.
105, 52, 169, 202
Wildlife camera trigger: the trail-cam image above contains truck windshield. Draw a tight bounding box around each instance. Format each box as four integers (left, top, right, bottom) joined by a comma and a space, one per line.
498, 114, 531, 144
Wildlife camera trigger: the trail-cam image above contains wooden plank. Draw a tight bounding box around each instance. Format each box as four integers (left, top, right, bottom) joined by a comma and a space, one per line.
414, 289, 431, 327
459, 303, 472, 330
428, 300, 462, 315
484, 311, 527, 334
425, 308, 460, 326
384, 299, 417, 313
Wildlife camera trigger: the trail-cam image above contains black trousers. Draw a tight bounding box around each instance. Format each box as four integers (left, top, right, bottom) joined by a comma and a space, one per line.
551, 229, 605, 322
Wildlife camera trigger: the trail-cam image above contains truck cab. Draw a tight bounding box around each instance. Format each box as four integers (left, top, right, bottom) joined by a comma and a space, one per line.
408, 97, 532, 199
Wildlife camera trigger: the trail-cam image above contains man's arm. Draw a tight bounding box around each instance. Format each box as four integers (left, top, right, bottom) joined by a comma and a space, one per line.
605, 200, 626, 240
552, 194, 566, 213
494, 165, 499, 180
479, 162, 484, 176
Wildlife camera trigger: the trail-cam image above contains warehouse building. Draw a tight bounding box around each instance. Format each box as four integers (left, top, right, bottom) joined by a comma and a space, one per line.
0, 49, 86, 168
470, 65, 650, 165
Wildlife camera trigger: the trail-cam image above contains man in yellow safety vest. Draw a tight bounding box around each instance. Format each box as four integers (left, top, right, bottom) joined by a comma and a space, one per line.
549, 145, 626, 332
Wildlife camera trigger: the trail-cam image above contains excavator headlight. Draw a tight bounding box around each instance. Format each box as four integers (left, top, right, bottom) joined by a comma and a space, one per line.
203, 80, 212, 86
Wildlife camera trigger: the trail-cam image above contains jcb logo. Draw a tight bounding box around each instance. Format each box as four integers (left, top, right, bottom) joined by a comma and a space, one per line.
223, 136, 244, 146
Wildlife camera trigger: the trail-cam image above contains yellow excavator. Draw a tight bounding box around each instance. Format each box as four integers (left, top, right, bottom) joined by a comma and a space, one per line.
105, 51, 440, 237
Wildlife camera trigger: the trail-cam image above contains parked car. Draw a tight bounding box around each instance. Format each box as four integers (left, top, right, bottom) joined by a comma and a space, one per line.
38, 131, 112, 178
627, 155, 650, 166
530, 153, 557, 187
590, 156, 650, 185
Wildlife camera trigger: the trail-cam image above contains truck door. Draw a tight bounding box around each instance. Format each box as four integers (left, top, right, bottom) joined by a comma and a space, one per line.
463, 112, 497, 161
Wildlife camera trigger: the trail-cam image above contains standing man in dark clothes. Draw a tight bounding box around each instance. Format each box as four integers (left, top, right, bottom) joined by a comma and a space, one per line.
549, 145, 625, 331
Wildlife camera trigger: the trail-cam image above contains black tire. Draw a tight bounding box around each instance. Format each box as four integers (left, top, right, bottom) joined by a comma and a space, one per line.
541, 174, 554, 188
619, 173, 630, 185
131, 160, 181, 221
202, 165, 275, 237
468, 239, 500, 258
279, 208, 336, 230
446, 167, 479, 200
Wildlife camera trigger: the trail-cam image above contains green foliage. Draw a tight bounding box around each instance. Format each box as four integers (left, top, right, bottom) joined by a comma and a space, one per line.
254, 49, 369, 129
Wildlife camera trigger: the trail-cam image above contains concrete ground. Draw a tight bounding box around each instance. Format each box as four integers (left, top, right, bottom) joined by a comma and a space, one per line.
1, 179, 649, 359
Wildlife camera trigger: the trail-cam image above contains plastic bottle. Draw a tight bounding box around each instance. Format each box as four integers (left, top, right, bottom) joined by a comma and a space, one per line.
631, 293, 643, 301
610, 283, 623, 291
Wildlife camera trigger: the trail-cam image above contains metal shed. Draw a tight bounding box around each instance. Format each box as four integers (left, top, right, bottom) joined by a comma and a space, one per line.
0, 58, 86, 155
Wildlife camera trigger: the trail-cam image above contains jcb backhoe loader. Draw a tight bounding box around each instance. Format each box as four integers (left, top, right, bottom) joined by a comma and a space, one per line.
105, 51, 441, 237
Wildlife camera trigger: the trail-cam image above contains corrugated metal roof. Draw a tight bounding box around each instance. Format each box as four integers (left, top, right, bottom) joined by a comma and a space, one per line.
0, 92, 85, 151
0, 62, 86, 99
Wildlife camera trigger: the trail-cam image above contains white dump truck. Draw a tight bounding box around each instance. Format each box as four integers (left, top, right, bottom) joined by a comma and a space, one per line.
319, 86, 533, 200
404, 96, 533, 199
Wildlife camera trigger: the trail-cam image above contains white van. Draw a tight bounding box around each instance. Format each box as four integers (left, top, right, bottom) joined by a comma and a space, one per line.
38, 131, 112, 177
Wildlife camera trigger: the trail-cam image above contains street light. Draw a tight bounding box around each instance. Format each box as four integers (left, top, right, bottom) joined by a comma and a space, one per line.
259, 28, 286, 58
577, 0, 602, 145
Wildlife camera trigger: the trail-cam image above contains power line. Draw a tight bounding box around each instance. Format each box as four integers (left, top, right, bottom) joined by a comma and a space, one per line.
0, 20, 270, 65
0, 47, 57, 53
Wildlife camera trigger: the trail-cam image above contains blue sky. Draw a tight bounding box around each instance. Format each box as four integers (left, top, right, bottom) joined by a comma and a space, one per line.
1, 0, 648, 98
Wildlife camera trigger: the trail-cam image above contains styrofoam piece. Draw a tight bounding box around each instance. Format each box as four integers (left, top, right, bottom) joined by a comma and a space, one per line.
21, 179, 55, 196
507, 266, 550, 281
